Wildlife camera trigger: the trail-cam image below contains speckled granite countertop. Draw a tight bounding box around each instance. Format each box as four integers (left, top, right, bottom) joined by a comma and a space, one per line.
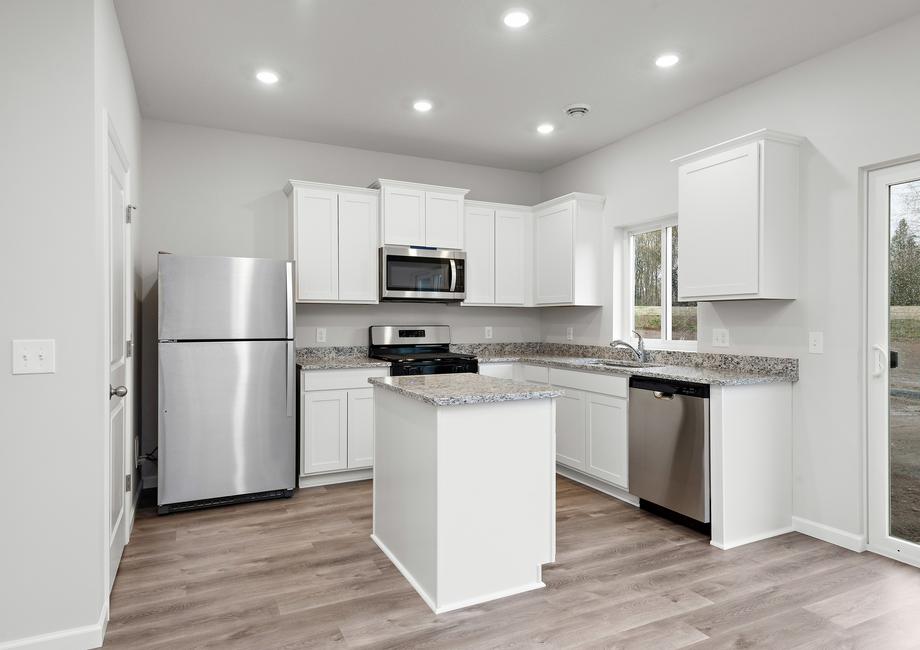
297, 346, 390, 370
368, 374, 562, 406
476, 355, 793, 386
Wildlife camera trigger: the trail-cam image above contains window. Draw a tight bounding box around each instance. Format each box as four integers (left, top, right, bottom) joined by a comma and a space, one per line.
628, 222, 697, 347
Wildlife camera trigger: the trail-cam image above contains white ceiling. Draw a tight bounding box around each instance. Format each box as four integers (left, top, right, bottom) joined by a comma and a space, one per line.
115, 0, 920, 172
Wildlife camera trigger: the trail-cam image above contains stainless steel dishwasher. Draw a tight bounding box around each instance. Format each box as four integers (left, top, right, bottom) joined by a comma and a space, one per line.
628, 377, 710, 528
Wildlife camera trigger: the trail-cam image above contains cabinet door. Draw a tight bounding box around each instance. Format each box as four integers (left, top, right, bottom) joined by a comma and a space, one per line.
383, 186, 426, 246
495, 210, 526, 305
295, 188, 338, 301
302, 390, 348, 474
586, 393, 629, 489
338, 192, 379, 302
535, 202, 574, 304
347, 388, 375, 469
678, 141, 760, 299
464, 207, 495, 304
555, 388, 586, 470
425, 191, 464, 249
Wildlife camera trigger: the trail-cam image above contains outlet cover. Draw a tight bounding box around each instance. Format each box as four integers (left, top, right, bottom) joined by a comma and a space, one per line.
566, 327, 574, 341
484, 326, 493, 340
712, 328, 730, 348
808, 331, 824, 354
12, 339, 55, 374
316, 327, 327, 343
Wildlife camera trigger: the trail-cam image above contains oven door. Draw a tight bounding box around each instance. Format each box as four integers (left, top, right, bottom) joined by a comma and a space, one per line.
380, 246, 466, 301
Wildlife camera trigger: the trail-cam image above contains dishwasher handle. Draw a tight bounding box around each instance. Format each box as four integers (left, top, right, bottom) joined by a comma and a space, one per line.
653, 391, 674, 400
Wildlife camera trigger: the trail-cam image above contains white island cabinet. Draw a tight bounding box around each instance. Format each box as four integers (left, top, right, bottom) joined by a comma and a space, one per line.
370, 374, 559, 614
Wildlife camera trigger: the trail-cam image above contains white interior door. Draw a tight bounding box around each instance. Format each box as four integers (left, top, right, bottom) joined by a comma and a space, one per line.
868, 159, 920, 568
106, 119, 132, 590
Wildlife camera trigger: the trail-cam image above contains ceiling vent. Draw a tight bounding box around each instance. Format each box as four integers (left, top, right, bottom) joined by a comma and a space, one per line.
564, 103, 591, 118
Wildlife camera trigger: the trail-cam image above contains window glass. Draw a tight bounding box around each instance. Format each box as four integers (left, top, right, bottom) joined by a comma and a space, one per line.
633, 230, 662, 339
670, 226, 698, 340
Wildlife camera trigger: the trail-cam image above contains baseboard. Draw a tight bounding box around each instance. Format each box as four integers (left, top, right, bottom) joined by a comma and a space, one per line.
299, 468, 372, 489
555, 465, 639, 507
710, 526, 794, 550
0, 599, 107, 650
370, 534, 438, 613
793, 516, 866, 552
435, 581, 545, 614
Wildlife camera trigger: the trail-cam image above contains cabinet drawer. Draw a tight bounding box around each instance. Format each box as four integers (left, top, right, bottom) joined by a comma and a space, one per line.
479, 363, 515, 380
548, 368, 627, 398
302, 367, 389, 391
521, 364, 549, 384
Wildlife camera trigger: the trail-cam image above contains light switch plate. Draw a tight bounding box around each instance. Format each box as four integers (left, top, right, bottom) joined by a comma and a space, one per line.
484, 326, 493, 340
808, 331, 824, 354
315, 327, 327, 343
712, 328, 730, 348
12, 339, 55, 374
566, 327, 574, 341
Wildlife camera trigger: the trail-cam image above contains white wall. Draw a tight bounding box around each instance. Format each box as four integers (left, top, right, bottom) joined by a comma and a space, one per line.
0, 0, 138, 645
540, 15, 920, 541
138, 119, 542, 473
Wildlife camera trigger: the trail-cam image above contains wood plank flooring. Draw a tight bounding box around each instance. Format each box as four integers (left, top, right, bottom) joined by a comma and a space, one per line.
104, 477, 920, 648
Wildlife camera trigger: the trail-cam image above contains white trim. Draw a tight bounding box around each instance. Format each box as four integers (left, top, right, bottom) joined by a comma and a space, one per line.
370, 178, 470, 196
464, 199, 531, 213
709, 526, 795, 550
671, 128, 804, 164
867, 543, 920, 570
371, 533, 439, 612
0, 600, 108, 650
299, 468, 373, 489
555, 464, 639, 507
284, 179, 379, 197
793, 516, 866, 553
532, 191, 605, 211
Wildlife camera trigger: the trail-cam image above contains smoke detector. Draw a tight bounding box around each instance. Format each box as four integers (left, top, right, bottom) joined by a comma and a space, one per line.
564, 103, 591, 118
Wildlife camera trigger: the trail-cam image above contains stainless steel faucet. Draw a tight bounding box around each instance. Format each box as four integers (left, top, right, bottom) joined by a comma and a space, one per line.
610, 330, 646, 363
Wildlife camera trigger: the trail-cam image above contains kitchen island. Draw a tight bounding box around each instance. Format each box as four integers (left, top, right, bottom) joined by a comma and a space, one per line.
369, 373, 561, 614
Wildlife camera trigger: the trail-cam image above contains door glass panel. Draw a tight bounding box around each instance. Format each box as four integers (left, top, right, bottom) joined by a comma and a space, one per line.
633, 230, 662, 339
386, 256, 451, 292
889, 178, 920, 544
670, 226, 698, 341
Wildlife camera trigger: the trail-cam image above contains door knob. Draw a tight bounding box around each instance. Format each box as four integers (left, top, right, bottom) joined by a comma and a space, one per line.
110, 384, 128, 398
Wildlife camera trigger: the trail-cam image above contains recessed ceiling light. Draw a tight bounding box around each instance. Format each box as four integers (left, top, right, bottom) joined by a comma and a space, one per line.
655, 53, 680, 68
413, 99, 433, 112
256, 70, 279, 84
537, 123, 555, 135
503, 9, 530, 28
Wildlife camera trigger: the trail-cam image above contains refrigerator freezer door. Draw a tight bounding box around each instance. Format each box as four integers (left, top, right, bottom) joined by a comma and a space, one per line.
158, 254, 294, 341
158, 340, 296, 506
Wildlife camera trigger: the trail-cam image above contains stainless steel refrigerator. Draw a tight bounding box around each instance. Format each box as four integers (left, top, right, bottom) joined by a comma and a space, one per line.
157, 253, 296, 513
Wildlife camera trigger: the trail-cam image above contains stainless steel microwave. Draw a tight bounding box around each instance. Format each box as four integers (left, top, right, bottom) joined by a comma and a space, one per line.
379, 246, 466, 302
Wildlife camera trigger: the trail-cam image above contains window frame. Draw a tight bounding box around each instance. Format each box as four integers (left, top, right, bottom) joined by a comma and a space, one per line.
623, 216, 698, 352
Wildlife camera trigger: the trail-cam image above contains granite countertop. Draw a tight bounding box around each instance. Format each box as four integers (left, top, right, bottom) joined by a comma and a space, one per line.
298, 356, 391, 370
477, 355, 794, 386
368, 374, 562, 407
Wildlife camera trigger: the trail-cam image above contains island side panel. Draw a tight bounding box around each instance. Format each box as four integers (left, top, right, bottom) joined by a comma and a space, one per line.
710, 382, 793, 549
435, 398, 555, 612
371, 387, 439, 605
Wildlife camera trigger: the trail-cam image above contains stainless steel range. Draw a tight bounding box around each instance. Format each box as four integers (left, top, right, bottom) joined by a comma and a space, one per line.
368, 325, 478, 376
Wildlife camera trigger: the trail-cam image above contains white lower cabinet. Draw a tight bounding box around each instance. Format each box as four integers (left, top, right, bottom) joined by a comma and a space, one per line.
301, 368, 388, 479
585, 392, 628, 489
555, 388, 587, 470
301, 390, 348, 474
478, 362, 515, 380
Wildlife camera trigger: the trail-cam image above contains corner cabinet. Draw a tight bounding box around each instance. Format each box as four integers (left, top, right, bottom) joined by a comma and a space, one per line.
534, 193, 605, 306
285, 180, 379, 303
462, 201, 532, 307
672, 129, 802, 301
372, 179, 469, 250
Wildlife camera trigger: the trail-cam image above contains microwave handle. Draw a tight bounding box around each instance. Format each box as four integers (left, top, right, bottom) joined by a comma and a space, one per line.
449, 259, 457, 292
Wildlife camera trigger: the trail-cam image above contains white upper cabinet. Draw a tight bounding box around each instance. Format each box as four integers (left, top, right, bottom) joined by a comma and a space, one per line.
464, 206, 495, 304
286, 180, 379, 304
534, 193, 605, 306
373, 179, 469, 249
673, 129, 802, 301
462, 202, 532, 307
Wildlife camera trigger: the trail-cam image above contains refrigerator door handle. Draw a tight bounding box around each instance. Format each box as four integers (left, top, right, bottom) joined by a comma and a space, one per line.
286, 262, 295, 340
286, 341, 295, 417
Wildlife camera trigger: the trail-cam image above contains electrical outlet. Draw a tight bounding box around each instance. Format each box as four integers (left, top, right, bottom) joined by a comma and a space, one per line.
712, 328, 730, 348
11, 339, 55, 374
808, 331, 824, 354
315, 327, 327, 343
566, 327, 574, 341
484, 326, 493, 340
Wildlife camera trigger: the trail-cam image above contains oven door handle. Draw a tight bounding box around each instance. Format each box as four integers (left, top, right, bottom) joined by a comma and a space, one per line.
449, 259, 457, 292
